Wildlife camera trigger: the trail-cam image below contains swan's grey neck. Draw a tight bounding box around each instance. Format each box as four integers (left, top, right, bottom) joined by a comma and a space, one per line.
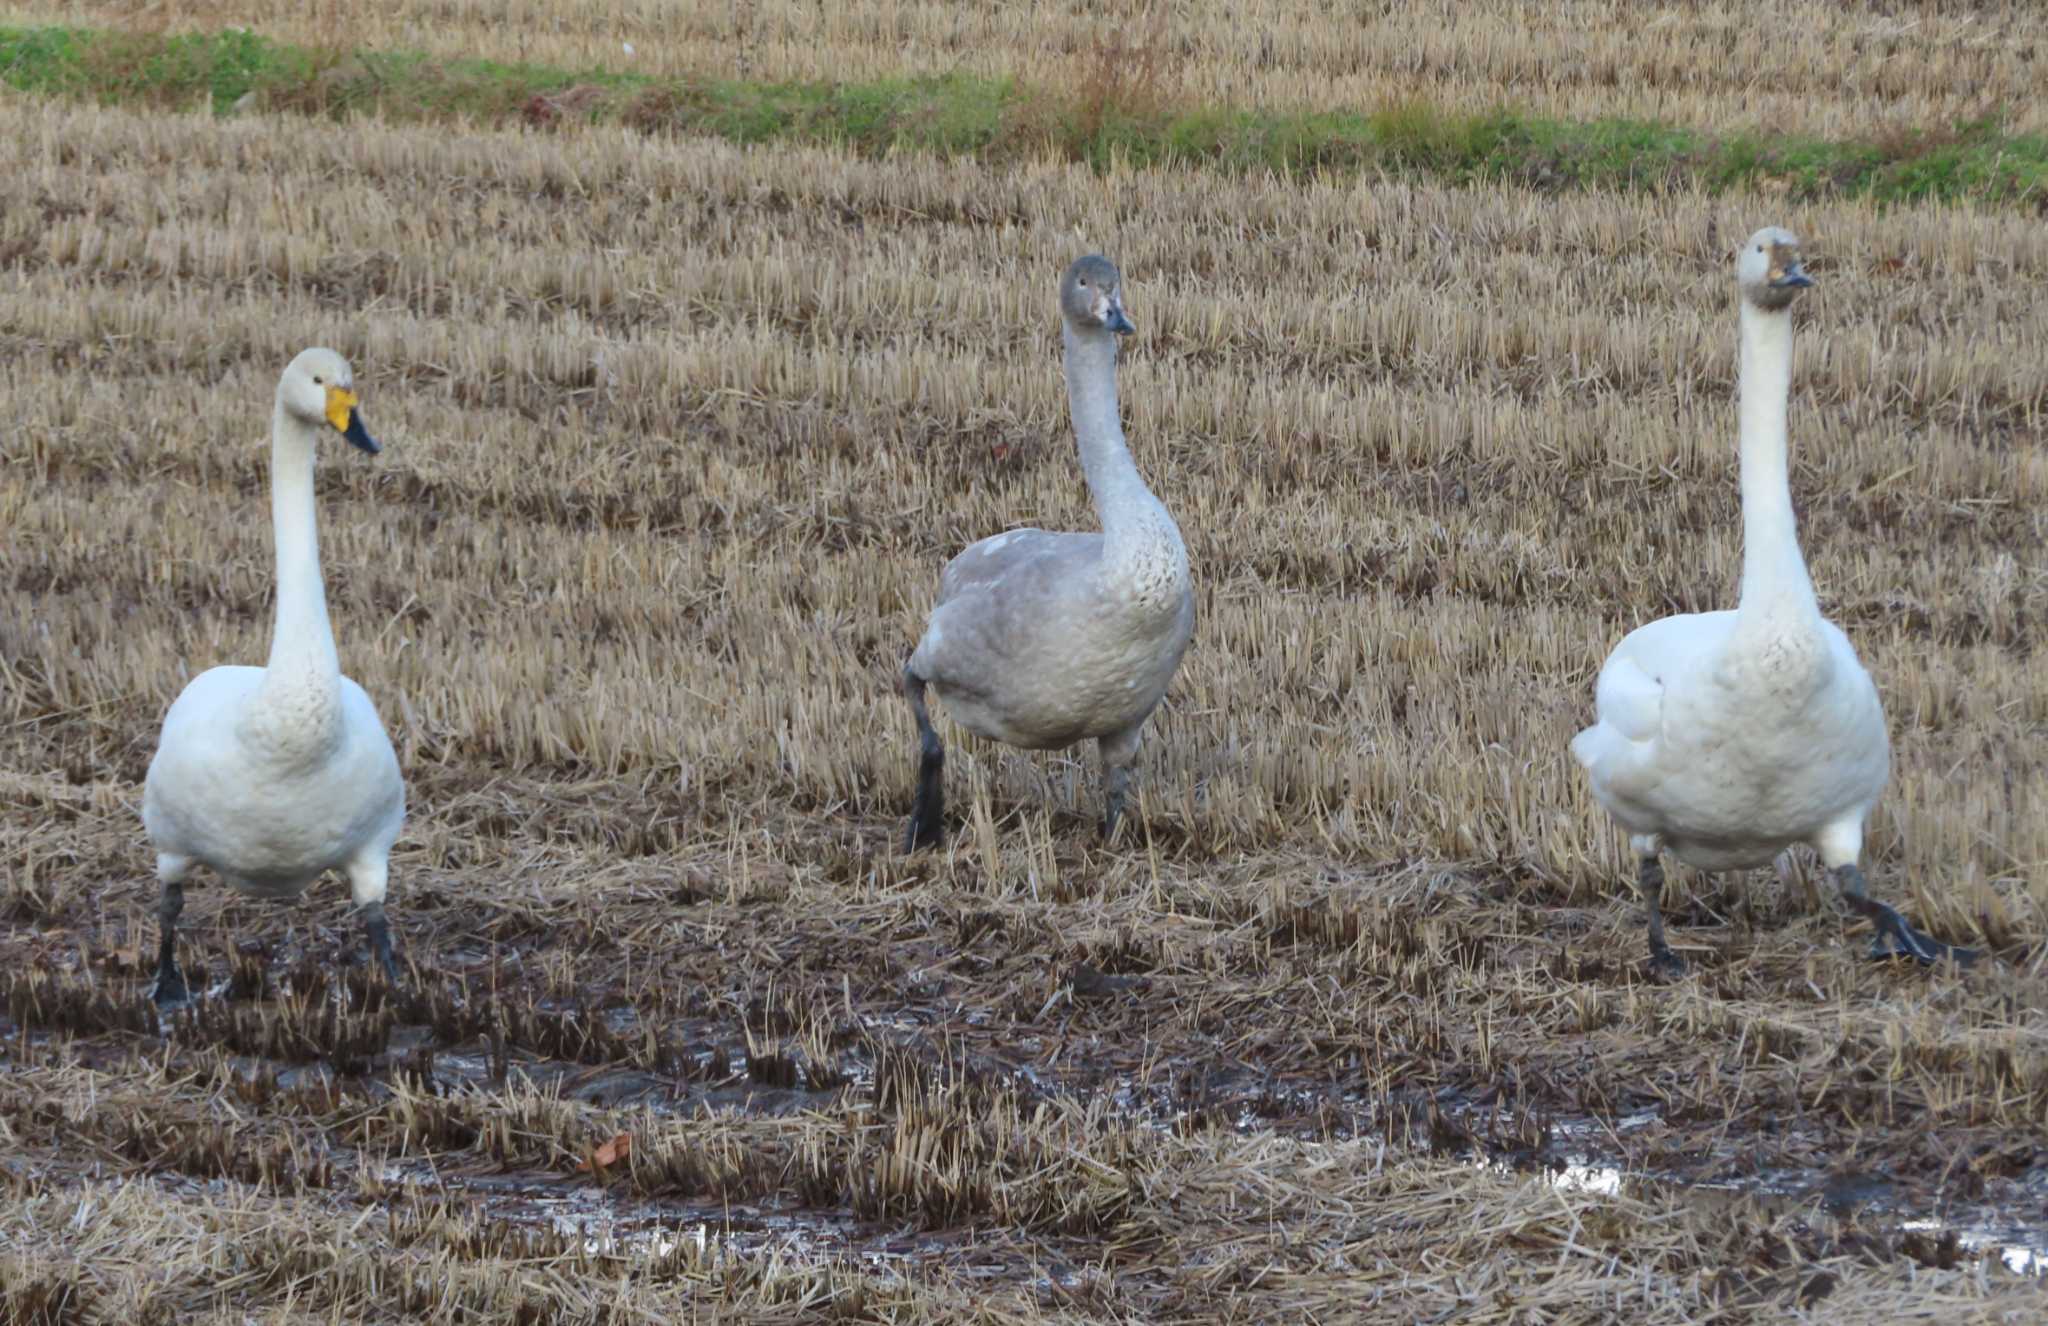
1062, 322, 1187, 600
251, 399, 344, 753
1734, 300, 1818, 631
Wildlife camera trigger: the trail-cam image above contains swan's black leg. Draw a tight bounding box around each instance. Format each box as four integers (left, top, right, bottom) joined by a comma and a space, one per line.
904, 666, 945, 853
1638, 855, 1686, 979
363, 900, 402, 986
1834, 864, 1978, 968
1098, 726, 1142, 844
151, 877, 192, 1011
1102, 764, 1130, 842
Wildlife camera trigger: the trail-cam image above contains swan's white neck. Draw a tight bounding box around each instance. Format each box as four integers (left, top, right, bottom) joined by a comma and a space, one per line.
1734, 301, 1819, 632
249, 398, 344, 753
1063, 323, 1188, 607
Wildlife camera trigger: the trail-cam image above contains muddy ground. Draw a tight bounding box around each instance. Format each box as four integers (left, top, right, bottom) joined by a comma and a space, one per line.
4, 774, 2045, 1319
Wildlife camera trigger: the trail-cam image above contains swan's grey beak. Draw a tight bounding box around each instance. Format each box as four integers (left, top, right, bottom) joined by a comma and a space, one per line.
1773, 260, 1814, 289
340, 405, 381, 455
1106, 304, 1135, 336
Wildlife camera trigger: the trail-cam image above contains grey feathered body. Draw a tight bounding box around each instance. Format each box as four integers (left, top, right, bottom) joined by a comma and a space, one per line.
912, 522, 1194, 750
904, 254, 1192, 842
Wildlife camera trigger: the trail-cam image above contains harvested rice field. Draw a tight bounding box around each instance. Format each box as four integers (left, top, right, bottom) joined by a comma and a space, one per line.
3, 3, 2047, 1321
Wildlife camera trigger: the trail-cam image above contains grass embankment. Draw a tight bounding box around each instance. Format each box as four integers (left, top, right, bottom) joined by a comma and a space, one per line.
2, 23, 2045, 207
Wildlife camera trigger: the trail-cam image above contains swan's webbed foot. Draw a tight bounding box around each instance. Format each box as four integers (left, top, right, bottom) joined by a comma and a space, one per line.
903, 667, 945, 853
1866, 927, 1914, 961
1862, 907, 1977, 968
150, 958, 193, 1012
1646, 941, 1688, 981
1834, 865, 1978, 970
363, 901, 403, 987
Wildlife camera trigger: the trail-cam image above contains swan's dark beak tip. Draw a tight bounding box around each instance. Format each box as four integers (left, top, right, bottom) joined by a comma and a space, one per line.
1776, 262, 1815, 289
341, 408, 381, 456
1107, 308, 1136, 336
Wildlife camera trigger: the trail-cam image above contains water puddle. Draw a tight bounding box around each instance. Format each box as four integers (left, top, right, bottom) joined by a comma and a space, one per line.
367, 1163, 1043, 1279
6, 956, 2045, 1282
1539, 1155, 2044, 1275
1506, 1111, 2048, 1278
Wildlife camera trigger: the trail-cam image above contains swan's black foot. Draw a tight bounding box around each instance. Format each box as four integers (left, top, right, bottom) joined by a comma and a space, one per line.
151, 960, 194, 1012
364, 904, 403, 988
152, 876, 191, 1011
1835, 865, 1978, 970
905, 748, 945, 853
1096, 727, 1142, 849
1864, 904, 1979, 969
1646, 943, 1687, 981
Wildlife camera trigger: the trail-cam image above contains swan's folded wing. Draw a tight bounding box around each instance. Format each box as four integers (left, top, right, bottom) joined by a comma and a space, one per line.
916, 530, 1102, 715
936, 528, 1097, 605
1579, 610, 1734, 757
1592, 652, 1666, 745
1569, 650, 1668, 799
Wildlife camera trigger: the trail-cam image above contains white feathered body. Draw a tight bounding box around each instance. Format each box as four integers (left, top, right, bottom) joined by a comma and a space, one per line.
142, 663, 403, 898
1571, 608, 1888, 871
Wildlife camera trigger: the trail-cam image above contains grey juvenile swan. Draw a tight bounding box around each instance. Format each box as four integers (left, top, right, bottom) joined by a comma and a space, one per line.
903, 254, 1194, 851
1572, 228, 1972, 977
140, 348, 406, 1008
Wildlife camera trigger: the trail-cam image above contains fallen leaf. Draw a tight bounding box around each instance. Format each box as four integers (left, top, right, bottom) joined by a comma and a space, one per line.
579, 1132, 632, 1172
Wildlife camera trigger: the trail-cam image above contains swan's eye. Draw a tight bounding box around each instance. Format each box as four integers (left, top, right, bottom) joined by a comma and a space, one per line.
312, 375, 323, 385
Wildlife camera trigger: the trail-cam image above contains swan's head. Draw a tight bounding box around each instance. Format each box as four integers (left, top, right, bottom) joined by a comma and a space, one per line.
1060, 255, 1135, 337
278, 347, 380, 455
1737, 226, 1814, 313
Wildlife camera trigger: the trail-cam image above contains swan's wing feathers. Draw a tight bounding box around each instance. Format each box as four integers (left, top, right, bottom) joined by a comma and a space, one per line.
936, 529, 1099, 605
1570, 648, 1672, 818
922, 539, 1084, 674
1572, 613, 1733, 789
1591, 652, 1666, 744
150, 666, 265, 766
913, 532, 1103, 706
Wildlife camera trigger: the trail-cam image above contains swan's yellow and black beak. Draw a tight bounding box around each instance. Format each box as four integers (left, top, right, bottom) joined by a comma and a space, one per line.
324, 386, 381, 455
1770, 260, 1814, 289
1767, 246, 1815, 290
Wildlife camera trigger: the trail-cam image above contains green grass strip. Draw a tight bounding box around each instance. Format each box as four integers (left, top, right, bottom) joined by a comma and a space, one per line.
3, 24, 2045, 208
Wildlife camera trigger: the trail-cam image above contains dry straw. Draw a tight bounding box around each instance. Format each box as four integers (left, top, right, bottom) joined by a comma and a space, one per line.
1, 52, 2044, 1322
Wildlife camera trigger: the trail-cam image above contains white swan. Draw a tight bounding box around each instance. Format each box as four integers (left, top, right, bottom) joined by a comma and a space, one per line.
903, 255, 1194, 850
1572, 228, 1970, 976
140, 348, 406, 1007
